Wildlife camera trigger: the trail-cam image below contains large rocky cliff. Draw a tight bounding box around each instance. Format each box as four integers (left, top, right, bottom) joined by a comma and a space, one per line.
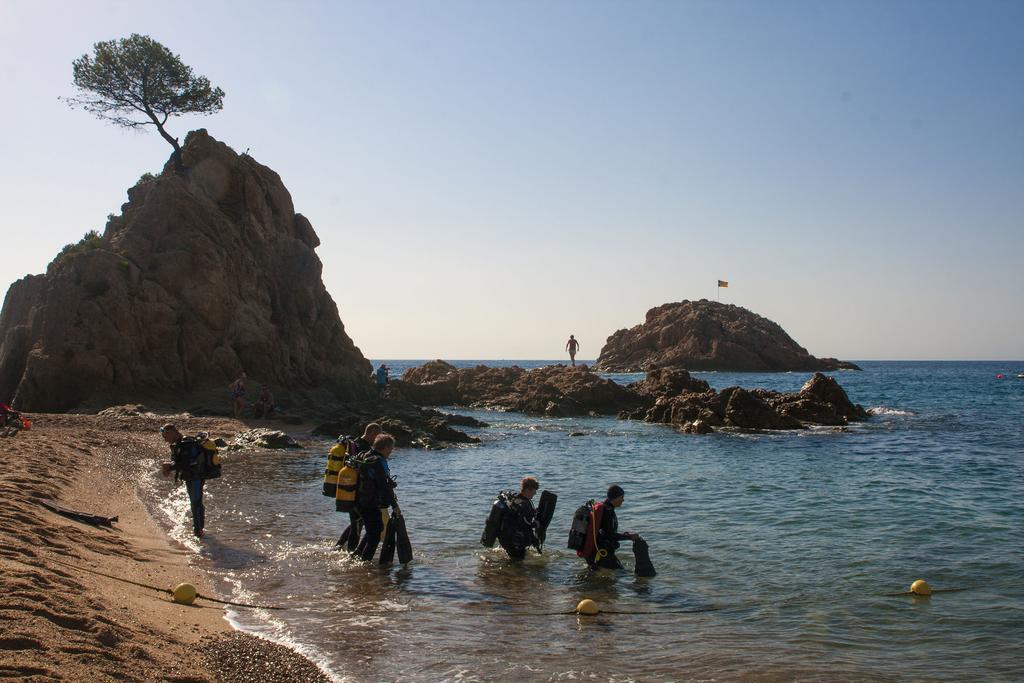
595, 300, 859, 372
0, 130, 372, 411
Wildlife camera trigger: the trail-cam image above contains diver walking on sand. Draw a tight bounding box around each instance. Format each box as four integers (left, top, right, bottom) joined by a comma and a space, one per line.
160, 424, 221, 538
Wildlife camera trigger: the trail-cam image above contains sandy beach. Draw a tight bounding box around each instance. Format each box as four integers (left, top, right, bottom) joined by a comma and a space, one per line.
0, 413, 329, 683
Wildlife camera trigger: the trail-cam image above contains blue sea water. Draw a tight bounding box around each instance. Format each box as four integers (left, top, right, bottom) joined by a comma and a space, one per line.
149, 361, 1024, 682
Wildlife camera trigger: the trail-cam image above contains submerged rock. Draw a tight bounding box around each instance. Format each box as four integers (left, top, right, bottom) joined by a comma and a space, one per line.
595, 299, 860, 372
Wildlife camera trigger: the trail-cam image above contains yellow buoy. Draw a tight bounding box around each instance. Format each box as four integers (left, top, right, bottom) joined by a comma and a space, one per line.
172, 582, 198, 605
910, 579, 932, 596
576, 598, 600, 616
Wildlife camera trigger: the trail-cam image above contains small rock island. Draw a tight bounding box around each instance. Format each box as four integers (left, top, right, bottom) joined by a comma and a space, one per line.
595, 299, 860, 373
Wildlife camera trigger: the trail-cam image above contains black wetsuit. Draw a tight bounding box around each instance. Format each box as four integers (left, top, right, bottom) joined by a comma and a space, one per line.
355, 450, 397, 561
498, 493, 538, 560
592, 499, 631, 569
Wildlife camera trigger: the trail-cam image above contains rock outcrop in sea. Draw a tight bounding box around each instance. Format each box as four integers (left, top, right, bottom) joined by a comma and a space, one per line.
0, 130, 372, 412
620, 369, 869, 433
391, 361, 645, 417
595, 299, 860, 373
396, 361, 868, 434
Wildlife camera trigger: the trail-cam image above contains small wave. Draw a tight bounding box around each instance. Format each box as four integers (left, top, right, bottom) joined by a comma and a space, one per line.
868, 406, 915, 416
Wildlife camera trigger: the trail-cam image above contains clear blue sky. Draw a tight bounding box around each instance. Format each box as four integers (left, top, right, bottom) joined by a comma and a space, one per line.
1, 1, 1021, 360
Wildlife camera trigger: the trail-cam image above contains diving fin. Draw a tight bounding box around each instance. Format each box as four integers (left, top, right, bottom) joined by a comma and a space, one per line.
335, 524, 352, 548
535, 490, 557, 546
379, 513, 397, 564
40, 499, 117, 528
633, 537, 657, 577
395, 515, 413, 564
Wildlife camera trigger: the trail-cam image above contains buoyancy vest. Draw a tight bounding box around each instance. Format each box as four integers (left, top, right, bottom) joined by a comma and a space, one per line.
352, 452, 394, 510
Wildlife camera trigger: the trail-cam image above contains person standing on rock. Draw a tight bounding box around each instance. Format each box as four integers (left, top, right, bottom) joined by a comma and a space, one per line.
565, 335, 580, 366
354, 434, 401, 561
229, 373, 247, 418
375, 364, 390, 398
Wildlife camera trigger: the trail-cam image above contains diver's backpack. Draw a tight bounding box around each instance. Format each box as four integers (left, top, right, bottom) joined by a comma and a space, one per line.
350, 452, 383, 509
177, 434, 221, 480
323, 437, 353, 497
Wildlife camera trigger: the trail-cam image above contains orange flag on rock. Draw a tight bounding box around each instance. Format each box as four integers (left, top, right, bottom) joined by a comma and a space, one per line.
718, 280, 728, 288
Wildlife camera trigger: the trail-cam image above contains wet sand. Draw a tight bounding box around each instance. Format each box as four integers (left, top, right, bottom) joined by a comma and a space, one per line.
0, 413, 329, 682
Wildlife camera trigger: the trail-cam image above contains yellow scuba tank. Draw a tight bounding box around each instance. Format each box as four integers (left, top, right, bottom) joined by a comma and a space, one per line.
323, 441, 347, 497
202, 439, 221, 465
197, 433, 221, 480
334, 455, 360, 512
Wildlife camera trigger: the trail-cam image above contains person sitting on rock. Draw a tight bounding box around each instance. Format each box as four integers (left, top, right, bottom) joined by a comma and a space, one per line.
565, 335, 580, 366
228, 373, 247, 418
253, 385, 274, 419
497, 476, 541, 560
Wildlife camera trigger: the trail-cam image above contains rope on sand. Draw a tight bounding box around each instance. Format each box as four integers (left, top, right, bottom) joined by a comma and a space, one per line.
12, 555, 282, 610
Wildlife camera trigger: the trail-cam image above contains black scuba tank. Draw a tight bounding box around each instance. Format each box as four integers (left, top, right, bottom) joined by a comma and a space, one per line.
480, 491, 512, 548
567, 501, 593, 550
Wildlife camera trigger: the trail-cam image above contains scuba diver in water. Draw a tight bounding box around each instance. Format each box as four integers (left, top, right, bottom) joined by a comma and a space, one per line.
572, 484, 643, 570
331, 423, 382, 551
353, 434, 401, 561
481, 476, 557, 560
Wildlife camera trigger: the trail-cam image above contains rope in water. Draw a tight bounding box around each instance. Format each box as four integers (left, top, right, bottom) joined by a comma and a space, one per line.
883, 588, 968, 597
29, 555, 282, 610
508, 580, 973, 618
9, 552, 968, 616
493, 606, 724, 617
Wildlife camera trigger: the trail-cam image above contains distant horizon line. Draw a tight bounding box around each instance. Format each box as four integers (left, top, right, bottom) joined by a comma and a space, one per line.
367, 358, 1024, 363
